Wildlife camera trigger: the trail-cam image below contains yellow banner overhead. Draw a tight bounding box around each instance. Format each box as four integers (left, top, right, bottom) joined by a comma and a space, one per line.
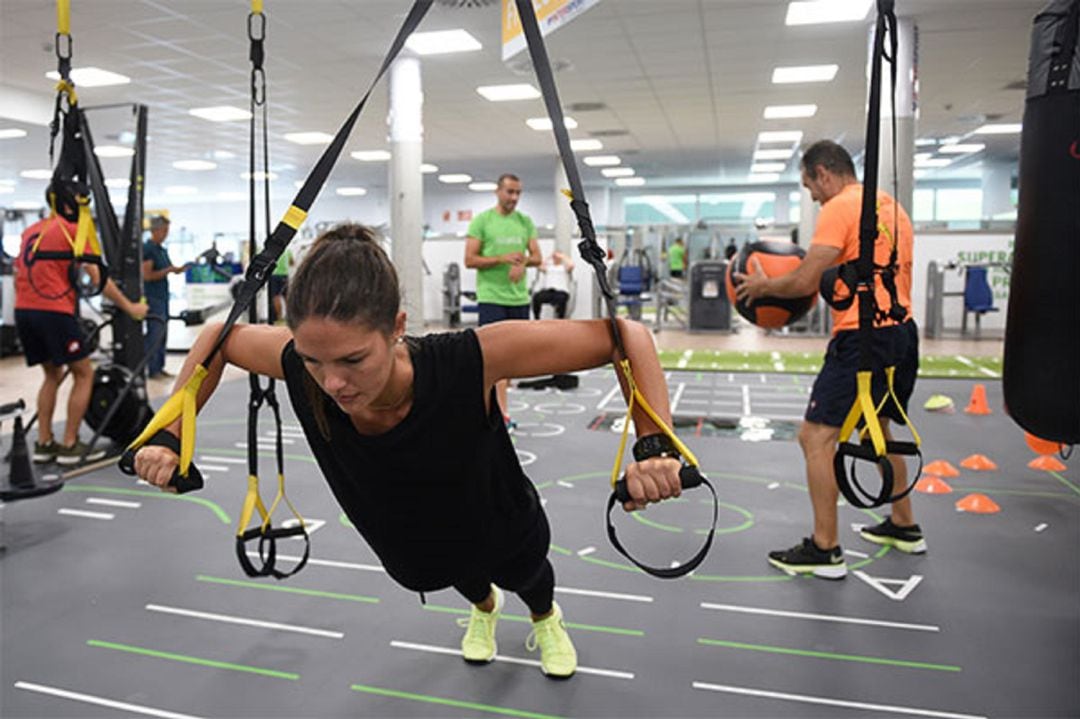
501, 0, 604, 61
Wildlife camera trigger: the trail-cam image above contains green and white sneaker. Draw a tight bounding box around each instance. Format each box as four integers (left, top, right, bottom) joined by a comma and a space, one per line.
55, 439, 107, 467
767, 537, 847, 579
860, 517, 927, 554
33, 440, 58, 464
459, 585, 503, 663
526, 601, 577, 678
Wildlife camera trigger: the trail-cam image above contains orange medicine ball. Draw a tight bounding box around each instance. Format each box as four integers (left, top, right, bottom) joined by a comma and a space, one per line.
725, 240, 817, 329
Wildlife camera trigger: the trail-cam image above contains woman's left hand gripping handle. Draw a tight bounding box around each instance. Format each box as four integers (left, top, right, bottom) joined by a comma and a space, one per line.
119, 443, 204, 494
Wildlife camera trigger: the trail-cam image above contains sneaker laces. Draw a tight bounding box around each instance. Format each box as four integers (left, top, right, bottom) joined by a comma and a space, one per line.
526, 610, 570, 657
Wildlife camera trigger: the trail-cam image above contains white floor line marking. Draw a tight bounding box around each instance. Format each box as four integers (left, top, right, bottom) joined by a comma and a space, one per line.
597, 382, 622, 411
670, 382, 686, 413
844, 549, 870, 559
281, 424, 303, 432
555, 586, 653, 603
14, 681, 202, 719
199, 455, 247, 464
86, 498, 141, 509
700, 602, 939, 632
145, 604, 343, 639
954, 354, 999, 378
742, 385, 751, 416
233, 442, 284, 451
247, 551, 385, 573
759, 373, 767, 383
389, 641, 634, 680
853, 571, 924, 601
1035, 523, 1049, 533
766, 482, 780, 490
692, 682, 984, 719
195, 464, 230, 472
556, 480, 575, 488
58, 508, 114, 520
576, 546, 596, 557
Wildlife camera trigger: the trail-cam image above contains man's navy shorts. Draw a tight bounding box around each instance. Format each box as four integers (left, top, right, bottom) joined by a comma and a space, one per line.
477, 303, 530, 326
805, 321, 919, 428
15, 309, 93, 367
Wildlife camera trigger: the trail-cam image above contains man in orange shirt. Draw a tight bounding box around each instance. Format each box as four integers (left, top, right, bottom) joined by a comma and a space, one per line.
735, 140, 922, 580
15, 187, 148, 466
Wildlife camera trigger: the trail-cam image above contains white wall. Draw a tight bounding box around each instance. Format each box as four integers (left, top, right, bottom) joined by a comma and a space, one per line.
911, 232, 1012, 332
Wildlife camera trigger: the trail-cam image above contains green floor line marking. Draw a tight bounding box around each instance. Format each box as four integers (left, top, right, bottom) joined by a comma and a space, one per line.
1049, 471, 1080, 497
697, 638, 960, 672
578, 554, 644, 574
196, 575, 379, 603
63, 485, 231, 524
694, 502, 754, 536
532, 480, 553, 490
548, 543, 573, 556
202, 446, 317, 465
421, 604, 643, 637
350, 683, 564, 719
87, 640, 298, 680
338, 512, 355, 529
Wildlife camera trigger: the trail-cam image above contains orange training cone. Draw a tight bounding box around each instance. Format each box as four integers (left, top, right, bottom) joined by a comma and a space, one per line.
964, 384, 992, 415
955, 493, 1000, 514
960, 454, 998, 471
915, 474, 953, 494
924, 460, 960, 478
1029, 455, 1067, 472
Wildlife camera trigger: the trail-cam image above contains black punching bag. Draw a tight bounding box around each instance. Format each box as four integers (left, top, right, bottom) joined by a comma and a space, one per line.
1003, 0, 1080, 445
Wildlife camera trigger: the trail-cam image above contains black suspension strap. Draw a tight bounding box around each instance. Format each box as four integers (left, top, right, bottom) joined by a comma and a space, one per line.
514, 0, 716, 578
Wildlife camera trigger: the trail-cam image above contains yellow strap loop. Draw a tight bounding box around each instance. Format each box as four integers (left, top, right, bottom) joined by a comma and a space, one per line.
127, 366, 208, 477
263, 472, 305, 533
560, 188, 574, 201
56, 0, 70, 35
840, 370, 887, 456
237, 474, 271, 537
251, 0, 264, 13
54, 80, 78, 105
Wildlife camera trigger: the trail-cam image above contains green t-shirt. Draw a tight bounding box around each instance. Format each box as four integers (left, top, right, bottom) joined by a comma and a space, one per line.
467, 208, 536, 306
668, 243, 686, 272
274, 249, 292, 276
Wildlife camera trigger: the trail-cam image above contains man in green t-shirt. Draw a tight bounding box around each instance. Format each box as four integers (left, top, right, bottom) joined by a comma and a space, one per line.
668, 237, 686, 278
465, 173, 541, 425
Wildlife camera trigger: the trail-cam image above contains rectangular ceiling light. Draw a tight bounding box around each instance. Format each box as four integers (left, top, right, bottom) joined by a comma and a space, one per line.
476, 84, 540, 102
972, 123, 1022, 135
0, 129, 28, 140
469, 182, 498, 191
240, 171, 278, 180
757, 130, 803, 144
335, 187, 367, 196
285, 132, 333, 145
172, 160, 217, 171
939, 143, 986, 154
526, 117, 577, 131
20, 169, 53, 180
751, 162, 787, 173
93, 145, 135, 158
914, 157, 952, 168
420, 163, 439, 174
615, 177, 646, 187
351, 150, 391, 162
45, 66, 131, 87
190, 106, 252, 122
438, 174, 472, 184
764, 104, 817, 119
748, 173, 782, 183
785, 0, 873, 26
217, 191, 248, 201
583, 155, 621, 167
105, 178, 130, 190
405, 29, 481, 56
753, 149, 794, 161
601, 167, 634, 177
570, 138, 603, 151
772, 64, 839, 84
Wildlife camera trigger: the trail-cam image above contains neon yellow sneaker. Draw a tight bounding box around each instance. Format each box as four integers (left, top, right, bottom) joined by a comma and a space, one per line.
526, 601, 577, 678
458, 585, 503, 663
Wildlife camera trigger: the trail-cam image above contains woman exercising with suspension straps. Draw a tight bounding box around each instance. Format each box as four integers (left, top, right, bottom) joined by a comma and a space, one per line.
131, 223, 683, 679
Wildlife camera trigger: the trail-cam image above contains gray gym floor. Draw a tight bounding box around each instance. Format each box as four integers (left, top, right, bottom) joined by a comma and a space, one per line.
2, 369, 1077, 718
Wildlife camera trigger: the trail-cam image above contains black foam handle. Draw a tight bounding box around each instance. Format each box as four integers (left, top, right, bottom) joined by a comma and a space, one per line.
118, 448, 205, 495
614, 465, 703, 505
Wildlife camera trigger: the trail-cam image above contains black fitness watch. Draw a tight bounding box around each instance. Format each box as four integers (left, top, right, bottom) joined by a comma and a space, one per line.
632, 433, 680, 462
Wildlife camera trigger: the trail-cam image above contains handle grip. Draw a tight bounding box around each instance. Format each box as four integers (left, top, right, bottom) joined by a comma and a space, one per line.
119, 448, 205, 494
614, 465, 704, 505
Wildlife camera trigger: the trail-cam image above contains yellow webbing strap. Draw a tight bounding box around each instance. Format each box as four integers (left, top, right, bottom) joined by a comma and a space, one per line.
263, 472, 305, 533
859, 366, 922, 449
238, 474, 272, 537
127, 366, 208, 476
251, 0, 263, 14
281, 205, 307, 231
56, 0, 70, 35
54, 79, 78, 106
839, 370, 887, 456
73, 199, 102, 258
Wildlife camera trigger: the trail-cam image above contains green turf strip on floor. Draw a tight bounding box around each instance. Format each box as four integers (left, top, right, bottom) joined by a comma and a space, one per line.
657, 349, 1001, 379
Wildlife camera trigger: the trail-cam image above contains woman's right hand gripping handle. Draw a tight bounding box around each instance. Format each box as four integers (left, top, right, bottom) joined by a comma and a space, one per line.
119, 442, 204, 494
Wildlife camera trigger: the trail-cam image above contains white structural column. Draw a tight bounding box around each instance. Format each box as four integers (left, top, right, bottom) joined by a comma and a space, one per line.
873, 16, 917, 215
554, 161, 573, 257
773, 190, 791, 227
798, 185, 819, 247
981, 161, 1014, 219
388, 53, 424, 335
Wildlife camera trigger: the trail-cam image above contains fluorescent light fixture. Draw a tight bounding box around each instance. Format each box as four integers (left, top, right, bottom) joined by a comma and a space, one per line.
751, 162, 787, 173
405, 29, 481, 56
476, 84, 540, 102
601, 167, 635, 178
0, 129, 28, 140
526, 117, 577, 131
216, 191, 247, 201
335, 187, 367, 196
583, 155, 621, 167
172, 159, 217, 171
469, 182, 498, 191
294, 180, 305, 189
772, 64, 839, 84
0, 186, 14, 194
748, 173, 782, 183
0, 179, 15, 185
13, 201, 42, 209
785, 0, 873, 26
45, 66, 130, 87
284, 132, 333, 145
615, 177, 646, 187
753, 149, 794, 160
240, 171, 278, 180
212, 150, 237, 160
94, 145, 135, 158
438, 174, 472, 184
757, 130, 803, 144
190, 106, 251, 122
914, 137, 938, 147
570, 138, 603, 152
351, 150, 391, 162
972, 123, 1022, 135
939, 143, 986, 154
104, 178, 130, 189
420, 163, 439, 174
164, 185, 198, 195
914, 152, 933, 162
20, 169, 53, 180
914, 157, 952, 168
764, 104, 817, 119
913, 169, 929, 179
